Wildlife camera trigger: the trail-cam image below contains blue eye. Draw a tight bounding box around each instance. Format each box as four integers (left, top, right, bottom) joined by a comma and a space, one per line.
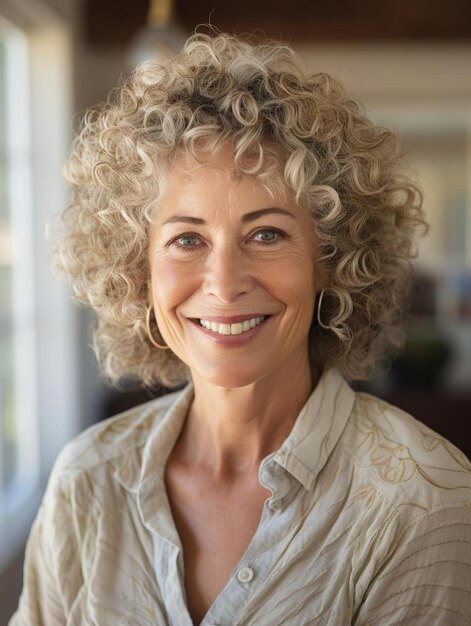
173, 234, 201, 249
252, 229, 284, 245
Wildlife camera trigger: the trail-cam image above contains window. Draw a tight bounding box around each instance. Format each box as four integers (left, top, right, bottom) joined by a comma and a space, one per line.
0, 7, 78, 571
0, 16, 39, 522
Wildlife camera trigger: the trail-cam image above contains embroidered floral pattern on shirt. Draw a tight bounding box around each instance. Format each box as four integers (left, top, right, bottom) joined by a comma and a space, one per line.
349, 394, 471, 491
369, 443, 416, 483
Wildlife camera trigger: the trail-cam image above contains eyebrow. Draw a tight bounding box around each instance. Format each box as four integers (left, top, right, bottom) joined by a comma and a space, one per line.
161, 207, 296, 226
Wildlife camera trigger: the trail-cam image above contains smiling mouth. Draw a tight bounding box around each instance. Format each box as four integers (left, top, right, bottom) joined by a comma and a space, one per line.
194, 315, 269, 336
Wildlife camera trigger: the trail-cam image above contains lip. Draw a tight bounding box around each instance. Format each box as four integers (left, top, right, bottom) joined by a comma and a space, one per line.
188, 315, 271, 346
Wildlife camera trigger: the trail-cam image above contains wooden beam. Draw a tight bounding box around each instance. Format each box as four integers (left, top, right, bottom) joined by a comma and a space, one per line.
84, 0, 471, 46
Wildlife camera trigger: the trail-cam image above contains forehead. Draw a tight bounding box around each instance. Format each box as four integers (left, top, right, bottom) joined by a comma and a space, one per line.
170, 149, 242, 184
162, 145, 290, 205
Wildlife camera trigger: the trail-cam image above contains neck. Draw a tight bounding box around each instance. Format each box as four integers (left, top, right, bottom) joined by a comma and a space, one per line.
174, 351, 319, 480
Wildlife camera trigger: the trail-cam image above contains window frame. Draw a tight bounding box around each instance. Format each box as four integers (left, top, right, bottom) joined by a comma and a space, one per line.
0, 4, 79, 572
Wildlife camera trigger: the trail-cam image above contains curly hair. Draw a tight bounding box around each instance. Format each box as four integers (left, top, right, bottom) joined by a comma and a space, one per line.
53, 30, 428, 388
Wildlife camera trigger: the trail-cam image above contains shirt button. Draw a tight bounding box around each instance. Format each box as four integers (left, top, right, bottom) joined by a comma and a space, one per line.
237, 566, 255, 583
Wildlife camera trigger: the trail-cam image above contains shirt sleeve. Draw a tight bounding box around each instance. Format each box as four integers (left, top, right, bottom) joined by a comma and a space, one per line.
8, 463, 83, 626
353, 503, 471, 626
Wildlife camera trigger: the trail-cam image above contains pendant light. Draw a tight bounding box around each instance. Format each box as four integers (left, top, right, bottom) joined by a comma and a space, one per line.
127, 0, 188, 70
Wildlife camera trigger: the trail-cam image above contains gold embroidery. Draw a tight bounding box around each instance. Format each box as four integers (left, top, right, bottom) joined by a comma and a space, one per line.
355, 483, 380, 507
349, 394, 471, 492
421, 433, 471, 471
370, 443, 416, 483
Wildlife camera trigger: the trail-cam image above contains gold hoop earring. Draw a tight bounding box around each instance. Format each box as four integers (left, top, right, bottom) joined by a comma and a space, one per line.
145, 304, 170, 349
316, 289, 330, 330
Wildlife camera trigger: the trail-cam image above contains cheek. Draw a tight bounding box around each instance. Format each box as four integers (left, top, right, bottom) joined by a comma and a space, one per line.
151, 258, 197, 311
266, 254, 316, 301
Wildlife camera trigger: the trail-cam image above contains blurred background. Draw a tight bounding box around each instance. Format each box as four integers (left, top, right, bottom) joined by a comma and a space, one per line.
0, 0, 470, 621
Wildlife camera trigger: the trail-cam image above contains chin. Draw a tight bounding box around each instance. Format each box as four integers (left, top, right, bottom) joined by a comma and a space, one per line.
193, 360, 267, 389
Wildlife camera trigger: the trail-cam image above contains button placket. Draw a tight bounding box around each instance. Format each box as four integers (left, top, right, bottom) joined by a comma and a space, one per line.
237, 566, 255, 583
202, 564, 257, 626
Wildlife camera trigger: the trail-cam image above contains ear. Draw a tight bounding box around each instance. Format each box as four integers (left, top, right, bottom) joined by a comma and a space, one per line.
317, 274, 328, 292
146, 279, 153, 306
313, 265, 327, 294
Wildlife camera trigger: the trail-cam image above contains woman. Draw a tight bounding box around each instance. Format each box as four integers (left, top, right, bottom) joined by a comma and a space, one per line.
11, 32, 471, 626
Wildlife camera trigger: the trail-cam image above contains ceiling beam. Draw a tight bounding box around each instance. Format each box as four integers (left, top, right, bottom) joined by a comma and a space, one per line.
84, 0, 471, 46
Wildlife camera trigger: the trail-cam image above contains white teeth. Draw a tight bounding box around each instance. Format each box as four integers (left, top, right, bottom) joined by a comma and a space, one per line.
199, 316, 266, 335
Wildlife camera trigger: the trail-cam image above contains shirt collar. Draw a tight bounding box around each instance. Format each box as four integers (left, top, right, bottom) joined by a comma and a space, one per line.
113, 385, 194, 494
269, 367, 355, 490
114, 367, 355, 496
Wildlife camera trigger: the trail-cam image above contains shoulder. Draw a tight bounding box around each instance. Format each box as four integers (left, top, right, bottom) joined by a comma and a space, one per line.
52, 387, 186, 481
342, 390, 471, 522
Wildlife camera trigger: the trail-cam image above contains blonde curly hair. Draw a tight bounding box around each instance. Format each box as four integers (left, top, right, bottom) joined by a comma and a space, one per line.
53, 30, 427, 388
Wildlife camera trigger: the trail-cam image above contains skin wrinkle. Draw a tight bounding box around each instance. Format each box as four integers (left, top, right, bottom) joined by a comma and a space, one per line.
147, 146, 322, 476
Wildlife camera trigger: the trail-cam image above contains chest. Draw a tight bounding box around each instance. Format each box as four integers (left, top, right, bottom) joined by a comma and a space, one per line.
164, 463, 272, 625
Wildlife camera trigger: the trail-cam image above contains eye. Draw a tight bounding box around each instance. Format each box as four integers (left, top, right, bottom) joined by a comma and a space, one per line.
251, 228, 285, 246
170, 233, 202, 251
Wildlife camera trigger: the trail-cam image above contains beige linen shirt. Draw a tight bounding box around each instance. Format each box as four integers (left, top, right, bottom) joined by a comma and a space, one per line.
9, 368, 471, 625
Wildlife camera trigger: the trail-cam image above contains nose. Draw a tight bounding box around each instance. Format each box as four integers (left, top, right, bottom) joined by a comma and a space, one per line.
202, 242, 253, 303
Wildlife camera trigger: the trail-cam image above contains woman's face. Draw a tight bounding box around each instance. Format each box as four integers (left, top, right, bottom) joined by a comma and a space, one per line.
148, 145, 323, 388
